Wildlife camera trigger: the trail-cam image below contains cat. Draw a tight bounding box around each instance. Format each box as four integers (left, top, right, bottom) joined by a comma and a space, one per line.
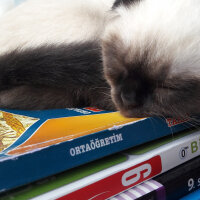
0, 0, 200, 119
0, 0, 115, 110
103, 0, 200, 118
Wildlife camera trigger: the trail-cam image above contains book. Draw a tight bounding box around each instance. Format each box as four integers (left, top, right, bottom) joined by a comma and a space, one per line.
111, 155, 200, 200
180, 189, 200, 200
0, 108, 191, 192
154, 155, 200, 200
1, 128, 199, 200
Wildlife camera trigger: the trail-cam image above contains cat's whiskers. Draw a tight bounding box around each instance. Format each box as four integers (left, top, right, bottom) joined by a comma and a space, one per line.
169, 103, 199, 130
160, 113, 174, 137
184, 116, 200, 129
90, 86, 110, 90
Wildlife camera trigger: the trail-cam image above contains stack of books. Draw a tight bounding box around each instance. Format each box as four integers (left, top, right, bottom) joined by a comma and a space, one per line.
0, 108, 199, 199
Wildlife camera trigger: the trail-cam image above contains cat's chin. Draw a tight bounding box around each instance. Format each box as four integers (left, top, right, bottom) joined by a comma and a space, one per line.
117, 105, 191, 119
115, 101, 185, 119
118, 107, 172, 119
115, 104, 149, 118
120, 110, 148, 118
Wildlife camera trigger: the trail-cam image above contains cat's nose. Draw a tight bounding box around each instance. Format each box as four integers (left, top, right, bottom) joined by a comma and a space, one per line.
120, 89, 140, 107
120, 78, 152, 108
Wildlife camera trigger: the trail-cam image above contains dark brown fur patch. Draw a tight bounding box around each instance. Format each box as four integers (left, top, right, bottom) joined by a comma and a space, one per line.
0, 43, 115, 110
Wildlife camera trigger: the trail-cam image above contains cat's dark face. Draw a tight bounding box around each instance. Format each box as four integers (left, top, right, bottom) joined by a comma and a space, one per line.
102, 32, 200, 118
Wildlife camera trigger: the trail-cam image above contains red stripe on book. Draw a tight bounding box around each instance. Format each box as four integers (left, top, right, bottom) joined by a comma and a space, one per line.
57, 156, 162, 200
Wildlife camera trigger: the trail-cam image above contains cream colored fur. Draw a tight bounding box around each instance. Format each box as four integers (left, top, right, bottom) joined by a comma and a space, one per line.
103, 0, 200, 78
0, 0, 114, 54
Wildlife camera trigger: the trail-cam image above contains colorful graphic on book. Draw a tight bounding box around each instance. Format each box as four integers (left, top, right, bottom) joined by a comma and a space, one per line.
0, 111, 39, 152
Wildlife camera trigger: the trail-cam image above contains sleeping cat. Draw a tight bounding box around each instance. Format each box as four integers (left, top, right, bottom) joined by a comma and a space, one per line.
0, 0, 200, 119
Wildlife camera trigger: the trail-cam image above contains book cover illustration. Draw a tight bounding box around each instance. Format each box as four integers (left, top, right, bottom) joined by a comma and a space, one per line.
0, 111, 39, 152
0, 108, 138, 157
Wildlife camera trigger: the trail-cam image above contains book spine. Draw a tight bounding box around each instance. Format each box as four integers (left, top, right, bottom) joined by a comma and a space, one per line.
111, 156, 200, 200
180, 189, 200, 200
34, 132, 200, 200
155, 156, 200, 200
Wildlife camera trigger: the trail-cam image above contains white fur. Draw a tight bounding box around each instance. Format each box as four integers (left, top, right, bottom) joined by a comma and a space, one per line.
0, 0, 115, 54
0, 0, 15, 17
103, 0, 200, 77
